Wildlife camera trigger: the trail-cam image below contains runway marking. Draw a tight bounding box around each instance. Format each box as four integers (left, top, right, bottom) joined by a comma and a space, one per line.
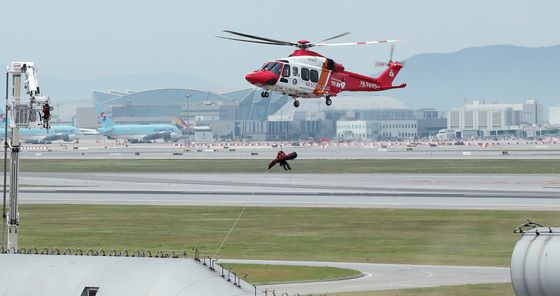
18, 188, 560, 199
22, 173, 560, 197
20, 197, 560, 210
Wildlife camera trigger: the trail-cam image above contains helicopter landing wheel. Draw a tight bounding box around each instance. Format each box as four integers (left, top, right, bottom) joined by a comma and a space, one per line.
325, 96, 332, 106
261, 91, 269, 98
293, 100, 300, 108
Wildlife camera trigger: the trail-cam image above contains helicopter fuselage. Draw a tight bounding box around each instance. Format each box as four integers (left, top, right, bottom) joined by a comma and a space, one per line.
245, 50, 406, 107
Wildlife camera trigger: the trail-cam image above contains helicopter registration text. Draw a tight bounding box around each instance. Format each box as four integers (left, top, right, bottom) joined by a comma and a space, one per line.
359, 81, 379, 89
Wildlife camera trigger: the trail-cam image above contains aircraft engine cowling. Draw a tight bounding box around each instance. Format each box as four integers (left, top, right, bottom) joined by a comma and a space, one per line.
63, 134, 77, 142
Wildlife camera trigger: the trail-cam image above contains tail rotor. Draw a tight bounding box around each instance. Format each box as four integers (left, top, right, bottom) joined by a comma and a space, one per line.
376, 44, 405, 67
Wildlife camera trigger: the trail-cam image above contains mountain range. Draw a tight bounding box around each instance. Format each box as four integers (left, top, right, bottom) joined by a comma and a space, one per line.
392, 44, 560, 110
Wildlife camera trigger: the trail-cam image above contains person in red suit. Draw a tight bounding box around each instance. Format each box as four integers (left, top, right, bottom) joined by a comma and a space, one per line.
276, 150, 291, 171
268, 150, 298, 171
42, 103, 52, 129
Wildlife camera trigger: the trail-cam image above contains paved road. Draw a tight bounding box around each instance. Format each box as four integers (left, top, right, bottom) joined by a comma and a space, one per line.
221, 259, 511, 294
18, 173, 560, 210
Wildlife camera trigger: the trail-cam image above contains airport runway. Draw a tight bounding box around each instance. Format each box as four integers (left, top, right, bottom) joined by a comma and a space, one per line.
18, 173, 560, 210
19, 141, 560, 159
221, 259, 510, 294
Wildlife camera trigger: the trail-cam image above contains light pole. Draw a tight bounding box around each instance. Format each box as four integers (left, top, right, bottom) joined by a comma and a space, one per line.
185, 94, 191, 146
2, 72, 8, 247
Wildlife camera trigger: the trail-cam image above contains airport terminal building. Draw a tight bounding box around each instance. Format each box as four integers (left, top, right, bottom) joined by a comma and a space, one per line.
549, 105, 560, 125
448, 100, 544, 138
77, 88, 282, 140
76, 88, 445, 141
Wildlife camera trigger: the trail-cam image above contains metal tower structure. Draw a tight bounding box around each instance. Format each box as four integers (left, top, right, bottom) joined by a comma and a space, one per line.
3, 62, 52, 252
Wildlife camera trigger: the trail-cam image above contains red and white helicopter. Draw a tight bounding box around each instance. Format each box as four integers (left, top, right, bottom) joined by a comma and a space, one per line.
218, 30, 407, 108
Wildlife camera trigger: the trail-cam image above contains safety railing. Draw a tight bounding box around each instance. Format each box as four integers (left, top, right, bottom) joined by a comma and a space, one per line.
0, 247, 188, 258
0, 246, 330, 296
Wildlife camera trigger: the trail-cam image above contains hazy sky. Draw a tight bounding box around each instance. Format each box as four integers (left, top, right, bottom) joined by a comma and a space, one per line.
2, 0, 559, 89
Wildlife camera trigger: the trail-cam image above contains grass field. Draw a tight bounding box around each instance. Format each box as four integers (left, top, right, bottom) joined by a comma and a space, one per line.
221, 264, 361, 285
17, 205, 554, 267
326, 283, 514, 296
12, 158, 560, 173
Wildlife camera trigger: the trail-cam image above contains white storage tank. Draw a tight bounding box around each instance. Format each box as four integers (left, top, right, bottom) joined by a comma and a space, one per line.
511, 225, 560, 296
0, 254, 254, 296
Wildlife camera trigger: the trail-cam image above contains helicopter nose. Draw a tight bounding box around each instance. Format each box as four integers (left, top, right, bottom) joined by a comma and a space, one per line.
245, 71, 279, 86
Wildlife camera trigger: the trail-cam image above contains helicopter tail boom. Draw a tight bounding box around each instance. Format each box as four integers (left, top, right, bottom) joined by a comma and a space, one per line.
340, 61, 405, 92
375, 62, 404, 87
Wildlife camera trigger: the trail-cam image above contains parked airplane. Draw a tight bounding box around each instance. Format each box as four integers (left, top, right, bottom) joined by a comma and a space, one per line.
0, 109, 85, 144
172, 117, 190, 131
95, 100, 182, 143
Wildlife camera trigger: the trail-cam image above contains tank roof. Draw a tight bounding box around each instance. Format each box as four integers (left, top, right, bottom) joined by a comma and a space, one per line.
0, 254, 253, 296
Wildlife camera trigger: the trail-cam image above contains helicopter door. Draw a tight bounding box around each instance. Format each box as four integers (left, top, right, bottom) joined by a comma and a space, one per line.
280, 64, 290, 83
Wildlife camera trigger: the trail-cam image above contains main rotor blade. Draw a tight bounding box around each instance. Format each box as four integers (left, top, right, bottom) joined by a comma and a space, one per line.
316, 32, 351, 43
223, 30, 296, 46
216, 36, 289, 46
316, 39, 400, 47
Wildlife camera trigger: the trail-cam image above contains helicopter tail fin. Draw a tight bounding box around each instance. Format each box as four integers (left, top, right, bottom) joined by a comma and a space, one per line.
376, 62, 405, 88
0, 107, 5, 124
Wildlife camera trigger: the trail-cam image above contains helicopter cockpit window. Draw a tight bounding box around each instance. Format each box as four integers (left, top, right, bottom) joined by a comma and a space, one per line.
301, 68, 310, 81
310, 70, 319, 82
265, 62, 277, 71
260, 63, 270, 71
269, 63, 283, 75
293, 67, 299, 77
282, 65, 291, 77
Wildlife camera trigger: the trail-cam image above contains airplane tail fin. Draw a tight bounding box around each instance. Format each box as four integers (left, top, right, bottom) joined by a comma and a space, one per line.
172, 116, 189, 130
93, 99, 114, 129
0, 107, 5, 124
375, 62, 405, 88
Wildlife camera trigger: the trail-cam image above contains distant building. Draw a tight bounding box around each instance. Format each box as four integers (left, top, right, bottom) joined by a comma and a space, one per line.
75, 106, 97, 128
238, 120, 268, 141
193, 126, 213, 143
448, 99, 544, 138
81, 89, 434, 141
375, 118, 417, 139
91, 89, 237, 130
337, 120, 367, 140
84, 88, 289, 141
269, 95, 418, 140
235, 89, 290, 140
416, 109, 447, 138
549, 105, 560, 125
